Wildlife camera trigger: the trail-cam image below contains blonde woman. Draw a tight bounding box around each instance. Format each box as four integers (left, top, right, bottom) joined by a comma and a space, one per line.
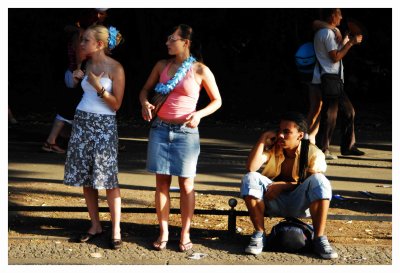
64, 25, 125, 250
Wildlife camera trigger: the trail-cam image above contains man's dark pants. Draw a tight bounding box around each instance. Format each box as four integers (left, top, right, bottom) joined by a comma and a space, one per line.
317, 90, 356, 153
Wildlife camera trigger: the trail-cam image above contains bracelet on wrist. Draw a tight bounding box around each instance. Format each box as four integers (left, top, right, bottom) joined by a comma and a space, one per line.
97, 86, 106, 98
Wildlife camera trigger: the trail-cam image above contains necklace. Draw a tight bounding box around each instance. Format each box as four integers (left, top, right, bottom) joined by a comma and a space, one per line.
154, 55, 196, 95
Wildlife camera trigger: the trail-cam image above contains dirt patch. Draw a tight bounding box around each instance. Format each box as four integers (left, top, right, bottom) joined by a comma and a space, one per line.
8, 111, 392, 259
8, 181, 392, 247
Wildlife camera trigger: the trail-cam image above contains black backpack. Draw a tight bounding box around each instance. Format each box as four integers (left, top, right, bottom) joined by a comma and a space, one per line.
265, 217, 314, 253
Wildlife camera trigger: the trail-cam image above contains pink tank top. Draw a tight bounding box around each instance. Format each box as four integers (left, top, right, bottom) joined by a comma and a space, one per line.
157, 61, 201, 121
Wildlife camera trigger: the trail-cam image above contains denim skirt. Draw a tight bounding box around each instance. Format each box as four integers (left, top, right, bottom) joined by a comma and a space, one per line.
64, 109, 119, 189
146, 117, 200, 178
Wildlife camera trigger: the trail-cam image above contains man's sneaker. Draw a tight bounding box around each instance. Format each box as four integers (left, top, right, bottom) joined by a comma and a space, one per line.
341, 146, 365, 156
313, 235, 338, 259
324, 150, 338, 160
245, 231, 266, 255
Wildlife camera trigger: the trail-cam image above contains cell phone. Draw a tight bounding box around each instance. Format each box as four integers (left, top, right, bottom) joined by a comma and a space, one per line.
265, 136, 277, 151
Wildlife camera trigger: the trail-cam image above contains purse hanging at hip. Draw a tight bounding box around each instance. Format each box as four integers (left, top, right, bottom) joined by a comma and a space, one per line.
318, 59, 343, 99
150, 92, 169, 117
149, 56, 196, 118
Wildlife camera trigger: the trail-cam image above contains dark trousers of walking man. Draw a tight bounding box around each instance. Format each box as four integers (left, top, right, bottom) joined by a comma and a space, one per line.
317, 90, 356, 154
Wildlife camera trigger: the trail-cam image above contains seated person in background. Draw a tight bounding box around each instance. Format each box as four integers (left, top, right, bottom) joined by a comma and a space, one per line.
240, 112, 337, 259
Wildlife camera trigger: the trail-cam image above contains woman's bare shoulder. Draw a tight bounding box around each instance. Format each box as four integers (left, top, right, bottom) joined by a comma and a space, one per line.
154, 59, 171, 71
108, 58, 124, 73
193, 62, 211, 76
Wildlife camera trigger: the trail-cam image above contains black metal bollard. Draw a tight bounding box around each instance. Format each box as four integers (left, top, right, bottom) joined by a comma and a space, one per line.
228, 198, 238, 235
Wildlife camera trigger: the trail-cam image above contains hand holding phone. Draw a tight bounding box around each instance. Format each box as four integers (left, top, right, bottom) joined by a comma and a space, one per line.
263, 131, 277, 151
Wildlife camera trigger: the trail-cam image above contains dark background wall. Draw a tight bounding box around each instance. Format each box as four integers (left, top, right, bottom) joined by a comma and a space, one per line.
8, 8, 392, 123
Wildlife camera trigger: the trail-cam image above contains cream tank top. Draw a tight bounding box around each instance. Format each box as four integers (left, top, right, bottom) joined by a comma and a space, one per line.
76, 76, 115, 115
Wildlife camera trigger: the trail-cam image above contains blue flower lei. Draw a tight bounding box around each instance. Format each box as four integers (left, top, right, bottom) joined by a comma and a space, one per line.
154, 55, 197, 95
108, 26, 119, 50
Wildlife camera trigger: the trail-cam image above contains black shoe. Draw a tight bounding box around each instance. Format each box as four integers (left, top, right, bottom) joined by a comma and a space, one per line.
78, 232, 102, 243
110, 238, 123, 250
341, 147, 365, 156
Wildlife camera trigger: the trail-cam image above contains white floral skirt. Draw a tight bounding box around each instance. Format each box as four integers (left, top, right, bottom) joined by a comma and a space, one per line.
64, 109, 119, 189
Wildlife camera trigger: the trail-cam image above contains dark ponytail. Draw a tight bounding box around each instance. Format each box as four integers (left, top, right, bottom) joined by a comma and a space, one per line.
298, 139, 310, 183
174, 24, 203, 62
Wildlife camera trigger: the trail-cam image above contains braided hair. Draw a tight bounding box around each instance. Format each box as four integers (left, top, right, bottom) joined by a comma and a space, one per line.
280, 112, 310, 183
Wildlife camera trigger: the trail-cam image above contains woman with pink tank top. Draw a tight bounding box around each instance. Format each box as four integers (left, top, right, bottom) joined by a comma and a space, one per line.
139, 24, 222, 252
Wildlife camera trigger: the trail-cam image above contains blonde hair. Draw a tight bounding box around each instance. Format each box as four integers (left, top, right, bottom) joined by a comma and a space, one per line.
87, 25, 123, 54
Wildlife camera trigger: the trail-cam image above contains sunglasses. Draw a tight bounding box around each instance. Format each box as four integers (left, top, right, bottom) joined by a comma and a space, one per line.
167, 35, 185, 42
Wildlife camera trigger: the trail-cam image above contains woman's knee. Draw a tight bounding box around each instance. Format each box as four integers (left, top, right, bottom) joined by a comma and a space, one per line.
106, 187, 121, 197
178, 177, 195, 193
156, 176, 172, 192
